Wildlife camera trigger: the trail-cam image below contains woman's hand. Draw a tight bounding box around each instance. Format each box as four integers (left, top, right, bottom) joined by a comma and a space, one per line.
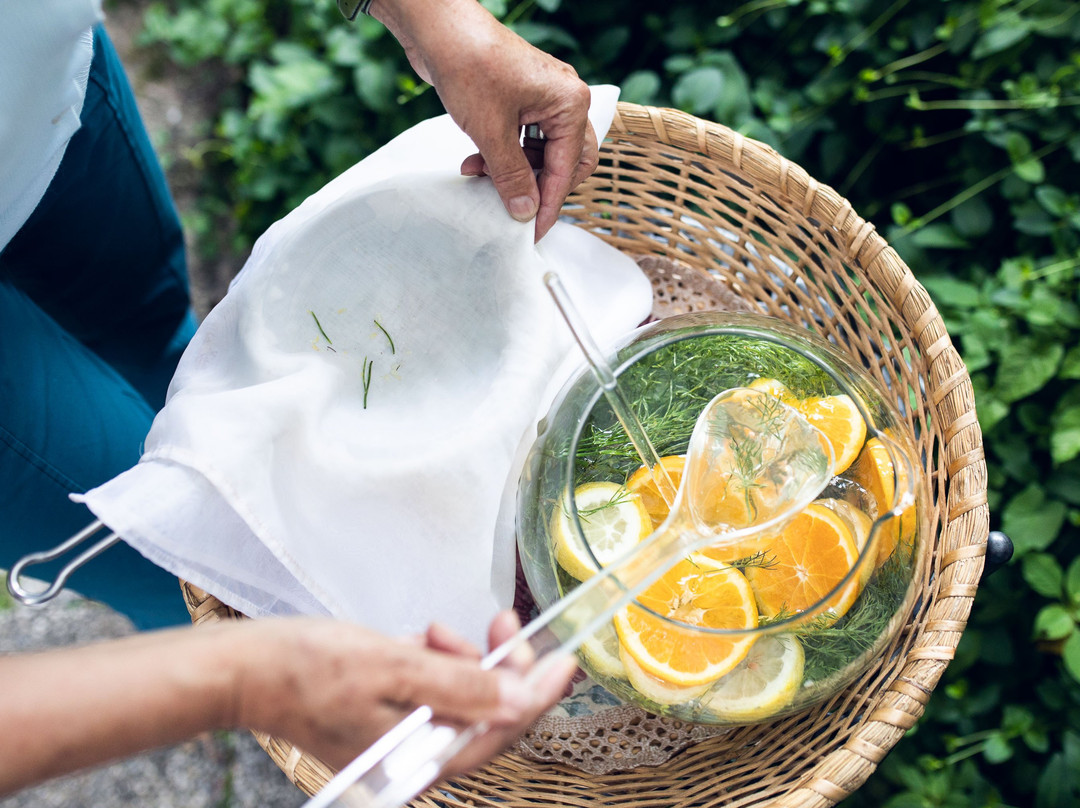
0, 612, 573, 797
235, 611, 576, 776
370, 0, 598, 241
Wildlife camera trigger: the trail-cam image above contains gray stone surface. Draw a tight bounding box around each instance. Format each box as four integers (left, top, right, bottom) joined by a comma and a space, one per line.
0, 585, 305, 808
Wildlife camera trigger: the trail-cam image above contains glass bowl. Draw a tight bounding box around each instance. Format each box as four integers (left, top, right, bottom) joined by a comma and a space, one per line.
516, 311, 925, 725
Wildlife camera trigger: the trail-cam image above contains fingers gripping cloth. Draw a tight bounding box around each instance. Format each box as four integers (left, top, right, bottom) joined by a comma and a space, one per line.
75, 87, 653, 646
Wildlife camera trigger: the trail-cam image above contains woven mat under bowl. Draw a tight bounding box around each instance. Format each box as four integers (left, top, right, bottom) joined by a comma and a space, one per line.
182, 101, 989, 808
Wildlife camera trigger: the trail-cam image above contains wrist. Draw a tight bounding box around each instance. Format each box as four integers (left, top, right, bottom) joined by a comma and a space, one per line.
369, 0, 493, 66
223, 621, 293, 733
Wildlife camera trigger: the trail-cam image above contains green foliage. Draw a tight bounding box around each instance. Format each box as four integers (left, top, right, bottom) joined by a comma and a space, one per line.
138, 0, 1080, 803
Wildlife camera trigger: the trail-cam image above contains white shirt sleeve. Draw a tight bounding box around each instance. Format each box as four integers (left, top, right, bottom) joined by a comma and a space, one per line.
0, 0, 105, 252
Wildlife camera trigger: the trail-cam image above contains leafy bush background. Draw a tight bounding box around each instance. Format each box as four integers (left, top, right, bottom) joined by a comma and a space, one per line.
138, 0, 1080, 804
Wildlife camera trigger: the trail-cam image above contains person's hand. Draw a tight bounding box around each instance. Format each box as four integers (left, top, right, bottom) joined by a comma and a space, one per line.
234, 611, 577, 777
370, 0, 598, 241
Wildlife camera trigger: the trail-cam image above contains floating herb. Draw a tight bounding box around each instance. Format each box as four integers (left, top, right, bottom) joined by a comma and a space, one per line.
374, 319, 396, 354
573, 487, 633, 521
574, 335, 836, 484
796, 549, 913, 683
730, 550, 778, 571
309, 310, 332, 344
362, 357, 373, 408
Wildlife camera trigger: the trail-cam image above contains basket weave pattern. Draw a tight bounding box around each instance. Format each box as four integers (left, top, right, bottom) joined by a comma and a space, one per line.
181, 102, 989, 807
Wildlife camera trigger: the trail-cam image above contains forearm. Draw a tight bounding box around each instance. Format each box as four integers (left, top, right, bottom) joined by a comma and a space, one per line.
366, 0, 498, 87
0, 623, 241, 796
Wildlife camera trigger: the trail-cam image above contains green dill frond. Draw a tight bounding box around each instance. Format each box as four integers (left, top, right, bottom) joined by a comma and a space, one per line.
309, 310, 332, 344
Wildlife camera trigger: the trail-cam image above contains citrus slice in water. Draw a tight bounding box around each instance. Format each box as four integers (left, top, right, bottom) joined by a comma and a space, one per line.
700, 633, 804, 721
746, 502, 861, 620
817, 497, 873, 554
849, 437, 916, 567
578, 621, 628, 682
553, 482, 652, 581
619, 643, 714, 705
748, 377, 797, 403
797, 394, 867, 475
614, 554, 758, 686
626, 455, 686, 528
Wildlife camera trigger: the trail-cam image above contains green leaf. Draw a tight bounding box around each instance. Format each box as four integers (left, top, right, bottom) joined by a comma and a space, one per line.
1064, 347, 1080, 380
620, 71, 662, 105
1033, 604, 1075, 641
972, 375, 1009, 432
972, 24, 1031, 58
1022, 553, 1064, 598
1063, 631, 1080, 682
672, 66, 725, 114
951, 196, 994, 237
921, 275, 981, 309
1035, 185, 1072, 217
909, 223, 969, 249
994, 336, 1064, 402
1046, 462, 1080, 506
1015, 157, 1047, 184
1066, 556, 1080, 605
1002, 483, 1067, 555
1005, 131, 1033, 162
1051, 389, 1080, 465
882, 796, 926, 808
353, 58, 398, 113
1036, 753, 1069, 808
1024, 723, 1051, 753
982, 733, 1013, 764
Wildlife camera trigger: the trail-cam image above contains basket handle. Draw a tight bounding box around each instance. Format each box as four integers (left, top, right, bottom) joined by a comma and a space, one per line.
6, 520, 120, 606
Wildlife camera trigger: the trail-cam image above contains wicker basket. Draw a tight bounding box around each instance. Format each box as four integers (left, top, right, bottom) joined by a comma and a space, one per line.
181, 101, 989, 807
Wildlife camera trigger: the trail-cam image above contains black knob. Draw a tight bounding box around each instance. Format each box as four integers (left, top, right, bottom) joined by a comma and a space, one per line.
981, 531, 1014, 581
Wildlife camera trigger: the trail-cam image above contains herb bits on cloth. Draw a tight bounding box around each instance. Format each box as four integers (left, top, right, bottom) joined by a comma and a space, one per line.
75, 86, 653, 646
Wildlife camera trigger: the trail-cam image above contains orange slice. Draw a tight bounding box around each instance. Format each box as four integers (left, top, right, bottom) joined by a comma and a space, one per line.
796, 394, 867, 475
745, 502, 861, 620
626, 455, 685, 528
849, 437, 917, 567
614, 554, 758, 686
817, 497, 873, 554
748, 383, 868, 476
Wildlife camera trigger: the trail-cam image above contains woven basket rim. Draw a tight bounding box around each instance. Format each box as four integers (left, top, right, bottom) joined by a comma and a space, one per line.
182, 101, 990, 808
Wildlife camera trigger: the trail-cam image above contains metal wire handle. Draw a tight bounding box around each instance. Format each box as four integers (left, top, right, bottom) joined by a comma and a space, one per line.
6, 520, 120, 606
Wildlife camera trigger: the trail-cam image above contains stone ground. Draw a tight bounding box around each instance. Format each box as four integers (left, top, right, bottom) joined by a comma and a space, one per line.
0, 2, 306, 805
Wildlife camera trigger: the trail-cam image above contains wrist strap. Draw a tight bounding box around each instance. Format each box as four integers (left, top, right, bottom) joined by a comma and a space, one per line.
338, 0, 374, 20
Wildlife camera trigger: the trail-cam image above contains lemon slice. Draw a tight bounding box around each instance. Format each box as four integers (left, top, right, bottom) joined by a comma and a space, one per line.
619, 644, 714, 706
748, 377, 796, 402
552, 481, 652, 581
579, 621, 628, 682
699, 633, 804, 721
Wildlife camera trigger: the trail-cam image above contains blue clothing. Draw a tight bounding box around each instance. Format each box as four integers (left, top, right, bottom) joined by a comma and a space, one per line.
0, 27, 196, 629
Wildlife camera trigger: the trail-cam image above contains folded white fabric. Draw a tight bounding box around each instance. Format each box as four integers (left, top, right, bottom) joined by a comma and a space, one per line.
77, 86, 653, 646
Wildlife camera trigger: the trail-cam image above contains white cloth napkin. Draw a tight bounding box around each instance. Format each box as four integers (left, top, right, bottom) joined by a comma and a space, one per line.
77, 86, 653, 646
